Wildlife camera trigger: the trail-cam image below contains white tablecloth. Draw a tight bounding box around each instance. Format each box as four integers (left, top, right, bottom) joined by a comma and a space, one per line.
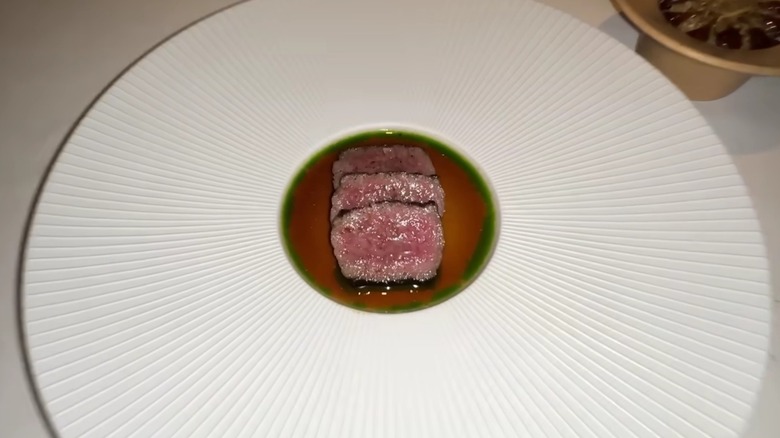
1, 1, 777, 436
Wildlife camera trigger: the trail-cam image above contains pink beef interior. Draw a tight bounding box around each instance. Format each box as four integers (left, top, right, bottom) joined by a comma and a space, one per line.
331, 202, 444, 283
330, 173, 445, 221
332, 146, 436, 188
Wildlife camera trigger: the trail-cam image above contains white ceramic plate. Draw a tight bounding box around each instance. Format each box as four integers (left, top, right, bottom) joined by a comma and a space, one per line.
20, 0, 772, 436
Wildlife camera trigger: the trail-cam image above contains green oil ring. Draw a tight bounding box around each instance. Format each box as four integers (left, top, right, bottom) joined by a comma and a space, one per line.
280, 128, 498, 313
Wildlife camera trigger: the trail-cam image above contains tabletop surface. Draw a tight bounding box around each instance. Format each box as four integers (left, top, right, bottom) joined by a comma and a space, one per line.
1, 1, 777, 436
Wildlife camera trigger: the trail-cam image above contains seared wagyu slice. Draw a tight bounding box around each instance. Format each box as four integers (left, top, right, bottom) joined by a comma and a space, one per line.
330, 202, 444, 283
330, 172, 445, 221
331, 146, 435, 188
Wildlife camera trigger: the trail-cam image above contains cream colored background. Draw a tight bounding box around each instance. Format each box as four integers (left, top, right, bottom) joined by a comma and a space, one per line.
1, 1, 777, 436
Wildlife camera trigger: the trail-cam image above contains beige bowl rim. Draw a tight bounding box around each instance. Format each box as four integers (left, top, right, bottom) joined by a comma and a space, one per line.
613, 0, 780, 76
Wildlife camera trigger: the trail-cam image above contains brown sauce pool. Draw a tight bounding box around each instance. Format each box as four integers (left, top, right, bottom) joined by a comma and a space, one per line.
281, 130, 497, 313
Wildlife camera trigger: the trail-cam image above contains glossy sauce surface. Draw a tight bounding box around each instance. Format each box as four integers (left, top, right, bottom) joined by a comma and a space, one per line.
659, 0, 780, 50
282, 131, 496, 313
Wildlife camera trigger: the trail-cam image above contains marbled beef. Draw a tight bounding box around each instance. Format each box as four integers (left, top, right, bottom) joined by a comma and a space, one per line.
332, 146, 436, 188
330, 202, 444, 283
330, 173, 445, 221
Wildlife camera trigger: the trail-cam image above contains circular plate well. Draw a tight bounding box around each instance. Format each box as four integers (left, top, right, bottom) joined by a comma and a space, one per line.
20, 0, 771, 436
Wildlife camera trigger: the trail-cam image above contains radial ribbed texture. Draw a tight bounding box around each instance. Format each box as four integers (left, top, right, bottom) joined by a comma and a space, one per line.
22, 0, 771, 437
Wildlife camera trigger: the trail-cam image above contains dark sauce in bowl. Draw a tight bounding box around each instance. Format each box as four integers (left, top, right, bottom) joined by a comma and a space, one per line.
281, 130, 497, 313
659, 0, 780, 50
